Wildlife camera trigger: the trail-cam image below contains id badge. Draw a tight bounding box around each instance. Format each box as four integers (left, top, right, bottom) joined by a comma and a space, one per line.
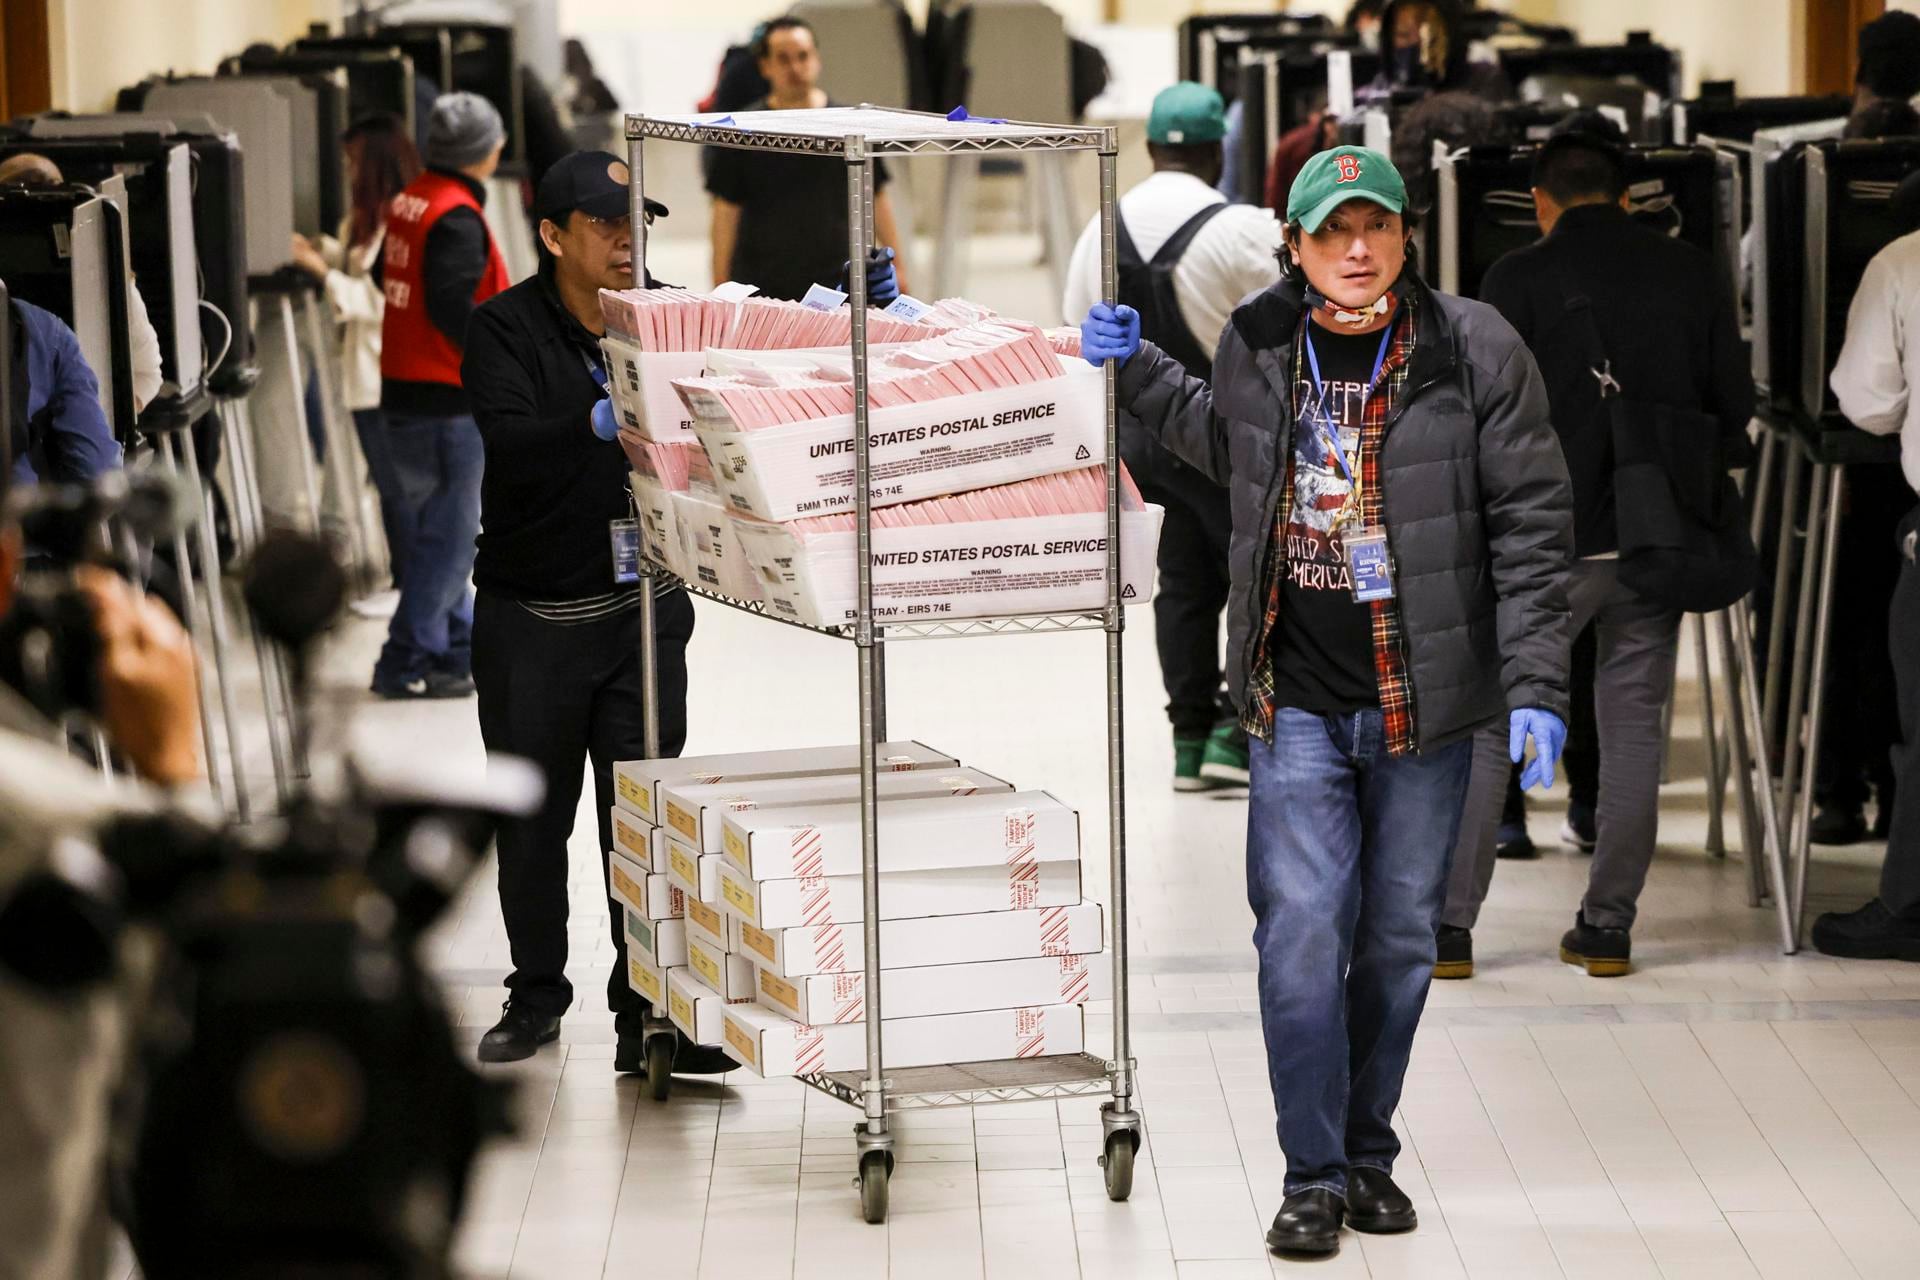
1345, 528, 1395, 602
609, 518, 642, 584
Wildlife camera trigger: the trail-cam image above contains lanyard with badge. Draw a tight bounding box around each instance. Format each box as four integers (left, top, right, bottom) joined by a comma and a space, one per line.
1302, 319, 1396, 602
587, 344, 644, 585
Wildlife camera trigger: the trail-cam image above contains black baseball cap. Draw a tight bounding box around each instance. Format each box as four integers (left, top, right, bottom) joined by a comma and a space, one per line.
533, 150, 668, 225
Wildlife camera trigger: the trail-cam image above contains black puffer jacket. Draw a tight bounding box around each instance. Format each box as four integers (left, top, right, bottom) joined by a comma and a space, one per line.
1116, 270, 1573, 750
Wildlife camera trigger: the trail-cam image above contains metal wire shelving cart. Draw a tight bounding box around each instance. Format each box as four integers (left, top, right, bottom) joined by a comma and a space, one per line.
623, 106, 1139, 1222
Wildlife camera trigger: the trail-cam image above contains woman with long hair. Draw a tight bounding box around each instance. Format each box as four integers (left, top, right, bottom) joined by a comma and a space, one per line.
291, 112, 422, 610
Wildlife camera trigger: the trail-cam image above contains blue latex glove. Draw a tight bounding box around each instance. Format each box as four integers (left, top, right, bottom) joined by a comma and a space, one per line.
840, 247, 899, 307
1081, 302, 1141, 368
1510, 708, 1567, 792
590, 396, 619, 442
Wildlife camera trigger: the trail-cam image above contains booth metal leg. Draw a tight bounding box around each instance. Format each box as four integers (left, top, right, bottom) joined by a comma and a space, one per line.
175, 429, 255, 824
1032, 154, 1079, 302
1789, 465, 1847, 942
1731, 601, 1800, 951
1716, 609, 1765, 904
276, 293, 326, 537
1696, 613, 1726, 858
1762, 444, 1803, 748
933, 155, 978, 300
154, 439, 227, 816
299, 292, 377, 583
1778, 462, 1832, 853
220, 398, 298, 800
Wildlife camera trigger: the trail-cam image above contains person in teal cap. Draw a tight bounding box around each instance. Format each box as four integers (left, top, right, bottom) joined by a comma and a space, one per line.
1080, 146, 1573, 1257
1064, 81, 1281, 793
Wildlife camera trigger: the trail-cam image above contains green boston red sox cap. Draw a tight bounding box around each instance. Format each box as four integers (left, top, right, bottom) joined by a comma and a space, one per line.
1286, 145, 1406, 233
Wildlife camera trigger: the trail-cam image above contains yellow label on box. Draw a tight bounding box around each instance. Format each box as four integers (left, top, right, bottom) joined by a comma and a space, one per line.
610, 864, 642, 906
617, 773, 653, 819
758, 969, 800, 1011
628, 958, 662, 1004
666, 800, 699, 842
669, 988, 693, 1028
720, 874, 757, 922
724, 826, 747, 862
670, 844, 698, 884
688, 895, 724, 938
613, 817, 648, 859
689, 941, 723, 989
724, 1017, 757, 1067
739, 921, 777, 966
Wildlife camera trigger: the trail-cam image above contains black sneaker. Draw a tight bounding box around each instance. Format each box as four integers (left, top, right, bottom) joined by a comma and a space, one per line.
1810, 806, 1869, 847
477, 1002, 561, 1063
1811, 899, 1920, 961
1346, 1167, 1417, 1234
1434, 925, 1473, 980
1266, 1188, 1344, 1256
372, 670, 475, 701
1560, 912, 1631, 977
1560, 800, 1597, 853
1495, 820, 1538, 861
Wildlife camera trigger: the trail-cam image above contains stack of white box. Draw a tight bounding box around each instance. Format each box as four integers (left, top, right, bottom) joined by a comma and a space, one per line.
607, 741, 968, 1047
609, 743, 1109, 1079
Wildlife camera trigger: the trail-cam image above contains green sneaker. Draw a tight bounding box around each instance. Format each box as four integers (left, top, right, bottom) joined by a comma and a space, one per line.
1173, 738, 1211, 792
1199, 724, 1250, 787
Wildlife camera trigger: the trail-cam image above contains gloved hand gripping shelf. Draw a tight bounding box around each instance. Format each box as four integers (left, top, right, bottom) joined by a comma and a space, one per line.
607, 744, 1110, 1081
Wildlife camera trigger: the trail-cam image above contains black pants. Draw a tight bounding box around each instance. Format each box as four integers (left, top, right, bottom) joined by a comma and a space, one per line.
1501, 621, 1600, 824
473, 588, 694, 1025
1131, 434, 1235, 739
1881, 507, 1920, 912
1816, 464, 1907, 812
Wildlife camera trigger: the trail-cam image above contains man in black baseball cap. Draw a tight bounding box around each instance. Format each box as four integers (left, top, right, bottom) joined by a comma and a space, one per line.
458, 150, 720, 1072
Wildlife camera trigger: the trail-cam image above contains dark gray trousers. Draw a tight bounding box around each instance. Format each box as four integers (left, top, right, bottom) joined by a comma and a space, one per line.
1880, 507, 1920, 913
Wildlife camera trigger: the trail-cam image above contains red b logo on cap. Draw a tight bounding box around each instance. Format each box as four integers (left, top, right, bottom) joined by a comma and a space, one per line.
1335, 154, 1362, 184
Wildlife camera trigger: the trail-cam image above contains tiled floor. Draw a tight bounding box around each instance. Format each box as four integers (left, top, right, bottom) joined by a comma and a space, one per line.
181, 228, 1920, 1277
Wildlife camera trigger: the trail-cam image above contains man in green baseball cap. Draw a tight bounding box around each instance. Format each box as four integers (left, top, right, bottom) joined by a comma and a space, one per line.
1078, 143, 1571, 1259
1063, 83, 1281, 794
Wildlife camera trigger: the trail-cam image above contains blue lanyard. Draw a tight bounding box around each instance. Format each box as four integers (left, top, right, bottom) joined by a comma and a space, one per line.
1302, 319, 1396, 487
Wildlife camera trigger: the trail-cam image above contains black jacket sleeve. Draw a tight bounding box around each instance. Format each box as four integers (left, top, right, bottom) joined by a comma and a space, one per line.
423, 206, 489, 350
463, 302, 592, 465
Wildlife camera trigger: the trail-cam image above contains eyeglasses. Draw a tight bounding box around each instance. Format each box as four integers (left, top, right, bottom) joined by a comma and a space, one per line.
583, 212, 636, 233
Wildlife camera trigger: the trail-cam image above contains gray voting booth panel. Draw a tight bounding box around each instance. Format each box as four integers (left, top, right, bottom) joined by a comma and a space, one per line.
796, 1, 913, 110
951, 0, 1072, 123
64, 199, 118, 429
143, 81, 295, 275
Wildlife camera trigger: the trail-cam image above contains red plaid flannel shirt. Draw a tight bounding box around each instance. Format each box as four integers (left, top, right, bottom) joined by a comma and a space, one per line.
1241, 301, 1420, 754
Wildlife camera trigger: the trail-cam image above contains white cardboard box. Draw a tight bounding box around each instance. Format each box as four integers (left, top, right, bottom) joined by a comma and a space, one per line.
731, 507, 1162, 629
625, 907, 689, 969
717, 856, 1080, 929
721, 1001, 1084, 1078
755, 951, 1110, 1024
662, 765, 1011, 854
611, 810, 669, 873
673, 491, 763, 600
736, 901, 1104, 978
685, 360, 1106, 522
602, 339, 702, 443
667, 965, 741, 1047
687, 932, 756, 1001
684, 894, 729, 953
664, 837, 724, 902
630, 472, 692, 580
613, 741, 960, 825
627, 953, 667, 1008
723, 790, 1079, 881
610, 848, 683, 921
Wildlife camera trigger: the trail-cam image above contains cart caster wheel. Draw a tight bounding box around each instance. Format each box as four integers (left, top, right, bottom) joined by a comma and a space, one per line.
1099, 1131, 1137, 1202
645, 1034, 674, 1102
858, 1150, 892, 1223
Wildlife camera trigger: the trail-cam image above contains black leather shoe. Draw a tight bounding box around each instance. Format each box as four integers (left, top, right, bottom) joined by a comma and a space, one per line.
1346, 1167, 1417, 1233
1434, 925, 1473, 980
1810, 805, 1869, 847
1560, 912, 1631, 977
478, 1003, 561, 1063
615, 1025, 738, 1075
1495, 821, 1538, 861
1266, 1188, 1344, 1256
1812, 899, 1920, 961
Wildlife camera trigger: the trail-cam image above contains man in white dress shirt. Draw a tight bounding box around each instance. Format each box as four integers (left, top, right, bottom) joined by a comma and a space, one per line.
1061, 81, 1281, 792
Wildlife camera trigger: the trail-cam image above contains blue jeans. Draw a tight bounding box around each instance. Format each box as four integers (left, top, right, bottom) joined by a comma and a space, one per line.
352, 407, 417, 588
1249, 708, 1473, 1197
375, 411, 483, 686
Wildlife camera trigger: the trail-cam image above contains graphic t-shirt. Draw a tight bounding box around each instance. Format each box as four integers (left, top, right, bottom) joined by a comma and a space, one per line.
1267, 321, 1390, 714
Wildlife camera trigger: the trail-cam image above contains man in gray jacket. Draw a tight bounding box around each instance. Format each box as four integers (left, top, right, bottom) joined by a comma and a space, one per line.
1082, 145, 1572, 1258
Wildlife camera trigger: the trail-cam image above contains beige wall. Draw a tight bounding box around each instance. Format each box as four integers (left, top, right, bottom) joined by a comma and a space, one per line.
1508, 0, 1803, 96
48, 0, 341, 113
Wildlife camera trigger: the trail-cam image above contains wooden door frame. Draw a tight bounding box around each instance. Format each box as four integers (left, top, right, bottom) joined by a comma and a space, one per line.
1807, 0, 1888, 95
0, 0, 52, 118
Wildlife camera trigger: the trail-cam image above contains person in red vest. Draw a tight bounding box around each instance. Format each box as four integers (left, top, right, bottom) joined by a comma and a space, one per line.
373, 91, 510, 699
